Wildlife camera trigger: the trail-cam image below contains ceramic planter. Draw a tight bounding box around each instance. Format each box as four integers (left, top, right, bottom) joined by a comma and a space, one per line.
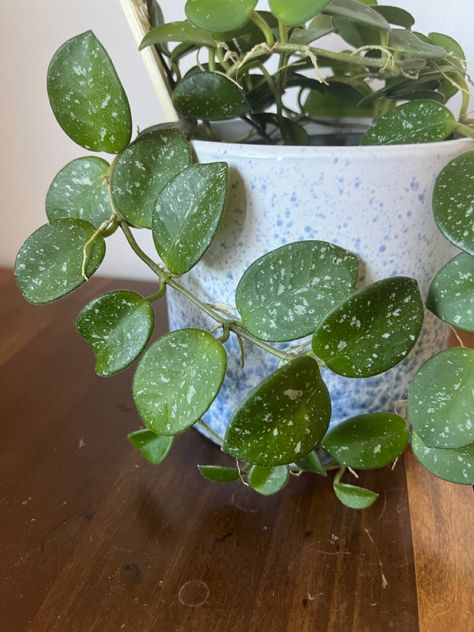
166, 136, 474, 440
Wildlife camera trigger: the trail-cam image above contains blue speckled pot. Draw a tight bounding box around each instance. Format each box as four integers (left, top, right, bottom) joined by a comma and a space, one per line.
167, 136, 474, 442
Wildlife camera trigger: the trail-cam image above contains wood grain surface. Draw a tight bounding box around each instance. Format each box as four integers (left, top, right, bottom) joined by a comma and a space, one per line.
0, 269, 472, 632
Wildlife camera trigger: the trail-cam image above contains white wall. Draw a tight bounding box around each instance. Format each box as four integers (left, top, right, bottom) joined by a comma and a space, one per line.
1, 0, 472, 280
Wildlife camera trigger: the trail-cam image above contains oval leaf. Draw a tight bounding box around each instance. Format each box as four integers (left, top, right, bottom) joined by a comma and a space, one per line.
312, 277, 424, 378
186, 0, 257, 32
173, 72, 250, 121
110, 128, 192, 228
223, 357, 331, 466
411, 432, 474, 486
433, 151, 474, 256
374, 6, 414, 28
324, 0, 390, 31
153, 162, 228, 275
140, 21, 216, 49
389, 29, 447, 60
76, 291, 155, 376
128, 430, 173, 464
198, 465, 240, 483
427, 253, 474, 332
248, 465, 290, 495
334, 482, 379, 509
47, 31, 132, 153
269, 0, 331, 27
15, 219, 105, 304
236, 241, 359, 342
322, 412, 409, 469
133, 329, 227, 435
46, 157, 112, 229
408, 348, 474, 450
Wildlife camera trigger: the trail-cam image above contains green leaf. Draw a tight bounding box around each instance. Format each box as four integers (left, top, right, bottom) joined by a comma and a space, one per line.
185, 0, 257, 33
47, 31, 132, 153
197, 465, 240, 483
305, 84, 373, 118
128, 429, 173, 464
408, 348, 474, 450
133, 329, 227, 436
45, 157, 112, 229
15, 219, 105, 304
248, 465, 290, 495
173, 72, 251, 121
427, 253, 474, 332
388, 29, 448, 60
290, 15, 334, 45
322, 413, 409, 469
362, 100, 456, 145
153, 162, 228, 275
223, 357, 331, 466
324, 0, 390, 31
429, 32, 465, 70
76, 291, 155, 376
312, 277, 424, 378
411, 432, 474, 486
236, 241, 359, 342
140, 21, 216, 49
269, 0, 331, 27
374, 6, 414, 28
110, 128, 191, 229
295, 450, 327, 476
334, 482, 379, 509
433, 151, 474, 256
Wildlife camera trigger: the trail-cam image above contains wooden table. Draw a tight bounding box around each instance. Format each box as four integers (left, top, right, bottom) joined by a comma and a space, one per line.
1, 269, 472, 632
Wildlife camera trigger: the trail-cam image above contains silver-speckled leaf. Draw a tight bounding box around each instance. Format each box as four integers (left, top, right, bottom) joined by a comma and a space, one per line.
153, 163, 228, 275
411, 432, 474, 485
408, 348, 474, 449
236, 241, 360, 342
223, 357, 331, 466
186, 0, 257, 32
133, 329, 227, 435
333, 482, 379, 509
248, 465, 289, 495
76, 291, 155, 376
15, 219, 105, 304
128, 430, 174, 465
47, 31, 132, 153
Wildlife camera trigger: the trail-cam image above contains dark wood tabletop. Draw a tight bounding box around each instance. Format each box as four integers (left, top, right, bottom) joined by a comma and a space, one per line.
1, 269, 472, 632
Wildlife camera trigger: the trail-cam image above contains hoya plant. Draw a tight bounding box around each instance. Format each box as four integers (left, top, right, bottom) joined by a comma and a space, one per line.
15, 1, 474, 506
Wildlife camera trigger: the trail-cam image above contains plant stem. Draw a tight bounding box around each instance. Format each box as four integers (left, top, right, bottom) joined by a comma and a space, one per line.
119, 221, 169, 282
197, 419, 224, 445
250, 12, 275, 47
455, 122, 474, 140
334, 467, 346, 485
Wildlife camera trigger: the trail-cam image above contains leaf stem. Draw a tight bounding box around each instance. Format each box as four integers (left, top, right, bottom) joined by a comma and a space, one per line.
196, 419, 224, 445
455, 122, 474, 140
334, 467, 346, 485
250, 12, 275, 48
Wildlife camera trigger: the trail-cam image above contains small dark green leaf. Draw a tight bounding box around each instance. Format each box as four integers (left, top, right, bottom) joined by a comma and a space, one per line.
153, 162, 228, 275
295, 450, 327, 475
223, 357, 331, 466
305, 85, 373, 118
433, 151, 474, 256
429, 32, 465, 70
408, 348, 474, 450
411, 432, 474, 486
388, 29, 447, 60
334, 482, 379, 509
362, 100, 456, 145
46, 157, 112, 229
312, 277, 424, 378
290, 15, 334, 45
128, 429, 173, 464
186, 0, 257, 32
15, 219, 105, 304
269, 0, 331, 27
322, 413, 409, 469
110, 128, 191, 228
173, 72, 250, 121
324, 0, 390, 31
427, 253, 474, 332
236, 241, 359, 342
140, 21, 216, 49
198, 465, 240, 483
374, 5, 414, 28
47, 31, 132, 153
76, 291, 155, 376
248, 465, 290, 495
133, 329, 227, 436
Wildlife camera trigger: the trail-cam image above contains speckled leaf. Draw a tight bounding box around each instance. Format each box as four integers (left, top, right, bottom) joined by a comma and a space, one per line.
248, 465, 290, 495
362, 101, 456, 145
322, 413, 409, 469
312, 277, 424, 378
324, 0, 390, 30
153, 163, 228, 275
433, 151, 474, 256
374, 6, 414, 28
186, 0, 257, 32
408, 348, 474, 450
140, 21, 216, 49
223, 357, 331, 466
427, 253, 474, 332
133, 329, 227, 436
236, 241, 360, 342
76, 291, 155, 376
295, 450, 327, 475
333, 483, 379, 509
411, 432, 474, 486
197, 465, 240, 483
46, 157, 112, 229
15, 219, 105, 304
47, 31, 132, 153
269, 0, 331, 27
389, 29, 447, 60
128, 430, 173, 464
173, 72, 250, 121
110, 128, 192, 228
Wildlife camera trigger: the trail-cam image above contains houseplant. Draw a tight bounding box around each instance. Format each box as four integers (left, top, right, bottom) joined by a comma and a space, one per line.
15, 0, 474, 504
